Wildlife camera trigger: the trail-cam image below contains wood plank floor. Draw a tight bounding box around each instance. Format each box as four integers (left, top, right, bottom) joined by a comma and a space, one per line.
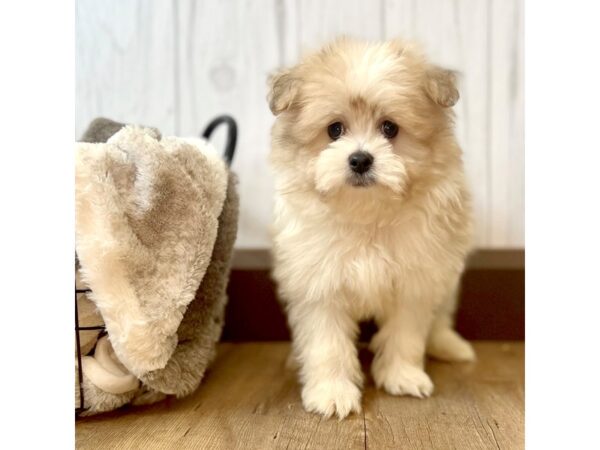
76, 342, 524, 449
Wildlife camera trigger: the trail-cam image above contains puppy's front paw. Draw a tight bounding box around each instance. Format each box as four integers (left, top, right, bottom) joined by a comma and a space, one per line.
373, 360, 434, 398
301, 378, 362, 419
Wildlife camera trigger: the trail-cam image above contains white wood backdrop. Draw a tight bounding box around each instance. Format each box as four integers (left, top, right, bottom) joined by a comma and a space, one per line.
76, 0, 524, 249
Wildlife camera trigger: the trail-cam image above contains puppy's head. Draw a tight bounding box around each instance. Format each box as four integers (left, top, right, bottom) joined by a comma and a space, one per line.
269, 38, 461, 214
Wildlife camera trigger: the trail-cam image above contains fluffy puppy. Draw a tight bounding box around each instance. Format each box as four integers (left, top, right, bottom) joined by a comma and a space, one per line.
268, 37, 475, 419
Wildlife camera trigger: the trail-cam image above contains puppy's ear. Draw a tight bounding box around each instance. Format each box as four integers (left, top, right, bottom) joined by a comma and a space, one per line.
424, 65, 459, 108
267, 68, 299, 115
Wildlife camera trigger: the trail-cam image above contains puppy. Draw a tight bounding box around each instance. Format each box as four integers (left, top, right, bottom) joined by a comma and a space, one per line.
268, 37, 475, 419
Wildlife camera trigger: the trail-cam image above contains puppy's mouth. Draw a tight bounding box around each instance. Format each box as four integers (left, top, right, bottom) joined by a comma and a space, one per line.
347, 172, 376, 188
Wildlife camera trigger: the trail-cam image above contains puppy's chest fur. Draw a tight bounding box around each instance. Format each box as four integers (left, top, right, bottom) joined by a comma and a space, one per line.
273, 197, 469, 319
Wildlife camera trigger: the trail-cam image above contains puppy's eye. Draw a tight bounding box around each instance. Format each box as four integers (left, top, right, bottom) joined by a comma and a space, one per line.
327, 122, 344, 140
381, 120, 399, 139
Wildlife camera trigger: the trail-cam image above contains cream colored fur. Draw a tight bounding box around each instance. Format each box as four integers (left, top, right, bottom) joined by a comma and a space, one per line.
269, 38, 475, 419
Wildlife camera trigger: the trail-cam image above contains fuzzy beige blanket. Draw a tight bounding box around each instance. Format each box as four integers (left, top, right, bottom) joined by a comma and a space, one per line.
75, 120, 237, 415
76, 124, 227, 375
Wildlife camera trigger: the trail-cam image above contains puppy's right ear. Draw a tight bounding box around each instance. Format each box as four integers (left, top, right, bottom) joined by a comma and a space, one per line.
267, 68, 299, 115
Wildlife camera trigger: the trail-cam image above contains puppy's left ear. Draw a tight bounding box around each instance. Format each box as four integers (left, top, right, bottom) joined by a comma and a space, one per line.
424, 65, 459, 108
267, 68, 299, 115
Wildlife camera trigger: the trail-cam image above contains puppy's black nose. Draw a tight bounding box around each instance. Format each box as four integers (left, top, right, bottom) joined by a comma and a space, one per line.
348, 151, 374, 174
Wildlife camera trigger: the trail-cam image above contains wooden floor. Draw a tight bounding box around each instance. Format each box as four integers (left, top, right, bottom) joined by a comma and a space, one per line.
76, 342, 524, 449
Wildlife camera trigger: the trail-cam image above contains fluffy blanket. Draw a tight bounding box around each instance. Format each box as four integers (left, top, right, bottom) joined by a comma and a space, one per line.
75, 118, 238, 415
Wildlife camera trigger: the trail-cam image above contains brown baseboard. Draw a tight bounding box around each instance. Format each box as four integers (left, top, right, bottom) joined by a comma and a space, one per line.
223, 249, 524, 341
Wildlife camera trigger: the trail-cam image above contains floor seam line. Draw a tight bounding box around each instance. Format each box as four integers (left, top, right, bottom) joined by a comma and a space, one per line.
363, 405, 367, 450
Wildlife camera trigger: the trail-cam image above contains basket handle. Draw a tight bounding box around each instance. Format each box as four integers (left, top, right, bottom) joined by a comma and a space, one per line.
202, 115, 237, 166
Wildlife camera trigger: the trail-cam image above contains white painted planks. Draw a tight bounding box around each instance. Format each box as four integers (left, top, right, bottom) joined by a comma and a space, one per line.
383, 0, 492, 245
75, 0, 524, 249
75, 0, 177, 138
175, 0, 281, 249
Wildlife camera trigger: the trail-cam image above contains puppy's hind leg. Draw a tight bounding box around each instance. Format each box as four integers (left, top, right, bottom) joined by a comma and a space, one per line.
426, 287, 475, 362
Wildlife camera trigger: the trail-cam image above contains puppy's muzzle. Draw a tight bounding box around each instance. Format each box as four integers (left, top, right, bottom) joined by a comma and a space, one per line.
348, 151, 373, 174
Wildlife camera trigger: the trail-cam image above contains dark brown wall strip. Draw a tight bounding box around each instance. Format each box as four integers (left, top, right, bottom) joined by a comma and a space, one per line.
231, 249, 525, 270
222, 250, 525, 341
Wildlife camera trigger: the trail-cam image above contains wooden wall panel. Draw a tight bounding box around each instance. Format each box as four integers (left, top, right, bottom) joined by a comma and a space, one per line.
75, 0, 176, 137
292, 0, 385, 52
383, 0, 491, 245
75, 0, 524, 249
174, 0, 281, 249
504, 0, 525, 247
